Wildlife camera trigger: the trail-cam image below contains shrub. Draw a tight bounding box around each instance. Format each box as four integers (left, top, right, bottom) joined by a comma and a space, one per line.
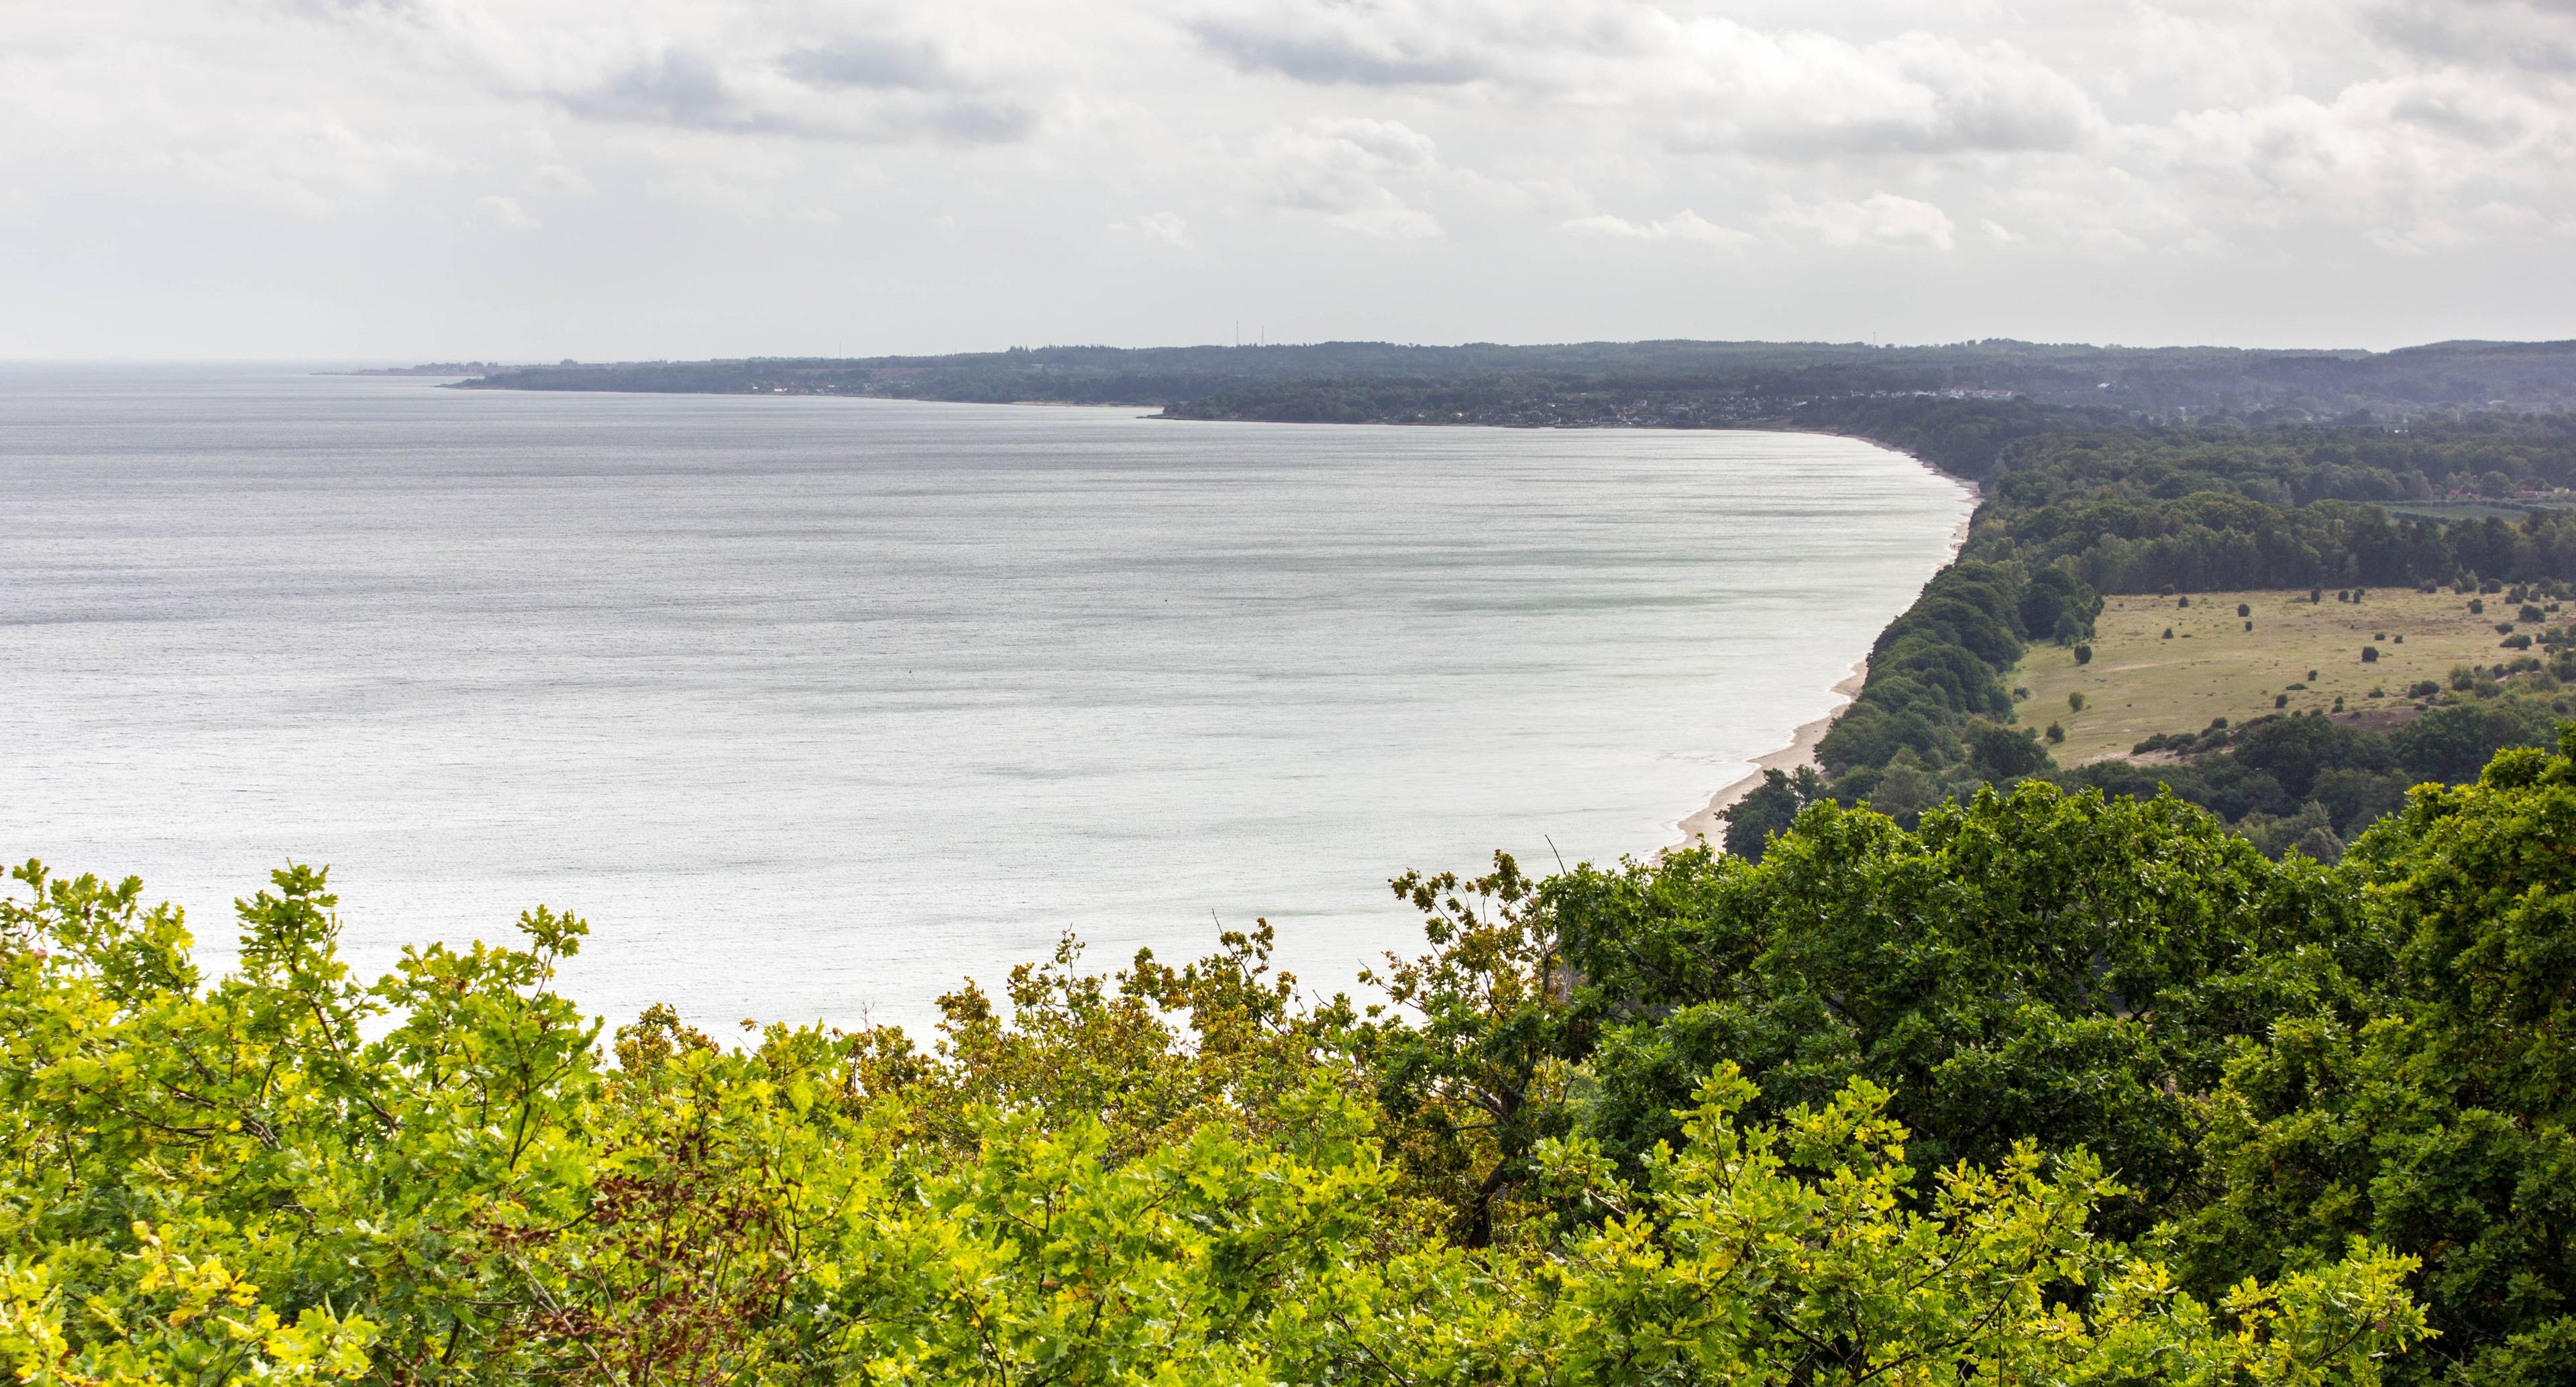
2045, 721, 2065, 743
2237, 602, 2251, 617
2073, 644, 2093, 665
2275, 693, 2290, 708
2163, 628, 2175, 640
2069, 691, 2086, 712
2410, 679, 2442, 697
2362, 646, 2379, 662
2470, 598, 2486, 614
2504, 634, 2533, 649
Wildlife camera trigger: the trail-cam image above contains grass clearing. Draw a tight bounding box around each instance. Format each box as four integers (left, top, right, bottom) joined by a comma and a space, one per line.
2010, 586, 2563, 765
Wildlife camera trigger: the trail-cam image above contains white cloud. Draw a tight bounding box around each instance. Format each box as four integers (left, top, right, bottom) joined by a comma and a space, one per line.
178, 113, 453, 215
1245, 117, 1445, 237
472, 192, 541, 228
1561, 209, 1752, 251
1131, 210, 1195, 247
1764, 191, 1956, 251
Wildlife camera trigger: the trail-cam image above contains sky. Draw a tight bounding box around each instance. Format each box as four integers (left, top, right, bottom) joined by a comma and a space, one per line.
3, 0, 2573, 359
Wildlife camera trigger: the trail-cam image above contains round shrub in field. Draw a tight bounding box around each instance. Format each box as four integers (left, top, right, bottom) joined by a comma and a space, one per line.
2275, 693, 2290, 708
2069, 691, 2086, 712
2362, 647, 2379, 663
2074, 644, 2092, 665
2045, 721, 2065, 744
2237, 603, 2251, 617
2163, 628, 2175, 640
2412, 679, 2442, 697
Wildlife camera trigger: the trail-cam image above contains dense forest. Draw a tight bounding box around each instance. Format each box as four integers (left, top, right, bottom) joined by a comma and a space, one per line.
1713, 406, 2576, 862
454, 337, 2576, 420
14, 726, 2576, 1382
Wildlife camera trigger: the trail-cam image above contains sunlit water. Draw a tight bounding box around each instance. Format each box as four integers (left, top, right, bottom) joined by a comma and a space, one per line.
0, 366, 1970, 1031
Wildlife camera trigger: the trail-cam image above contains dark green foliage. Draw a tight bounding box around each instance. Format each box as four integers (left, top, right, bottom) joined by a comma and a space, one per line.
2177, 729, 2576, 1386
1548, 781, 2363, 1239
1719, 766, 1825, 863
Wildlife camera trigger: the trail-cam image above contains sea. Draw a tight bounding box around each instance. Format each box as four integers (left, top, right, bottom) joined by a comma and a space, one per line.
0, 365, 1972, 1032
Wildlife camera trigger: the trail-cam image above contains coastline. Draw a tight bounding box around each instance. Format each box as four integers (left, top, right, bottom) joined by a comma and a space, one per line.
1669, 475, 1980, 853
1670, 660, 1870, 849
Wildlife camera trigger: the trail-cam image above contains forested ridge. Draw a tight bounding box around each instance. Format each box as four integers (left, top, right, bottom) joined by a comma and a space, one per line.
457, 337, 2576, 419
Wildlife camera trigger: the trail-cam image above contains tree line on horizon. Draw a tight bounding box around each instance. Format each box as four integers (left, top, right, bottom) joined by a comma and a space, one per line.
457, 336, 2576, 420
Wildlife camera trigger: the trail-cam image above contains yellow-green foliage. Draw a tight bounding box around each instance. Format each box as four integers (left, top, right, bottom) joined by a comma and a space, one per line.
0, 852, 2434, 1384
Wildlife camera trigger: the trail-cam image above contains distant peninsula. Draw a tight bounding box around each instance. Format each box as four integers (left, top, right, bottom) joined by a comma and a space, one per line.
442, 337, 2576, 425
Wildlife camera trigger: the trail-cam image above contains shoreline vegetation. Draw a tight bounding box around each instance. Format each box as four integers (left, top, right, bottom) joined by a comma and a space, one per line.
32, 340, 2557, 1381
1674, 475, 1981, 851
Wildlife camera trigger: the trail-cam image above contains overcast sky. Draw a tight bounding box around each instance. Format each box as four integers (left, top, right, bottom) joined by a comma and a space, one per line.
5, 0, 2573, 359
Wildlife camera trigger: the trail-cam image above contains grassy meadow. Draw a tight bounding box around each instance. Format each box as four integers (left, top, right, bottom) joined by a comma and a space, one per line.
2010, 586, 2559, 765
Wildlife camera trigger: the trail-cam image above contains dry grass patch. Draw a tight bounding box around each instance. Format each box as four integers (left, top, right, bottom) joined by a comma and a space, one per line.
2010, 586, 2560, 765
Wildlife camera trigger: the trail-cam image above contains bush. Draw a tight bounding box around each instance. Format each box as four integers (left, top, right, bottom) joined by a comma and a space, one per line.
2275, 693, 2290, 708
2470, 598, 2486, 614
2363, 646, 2379, 662
2045, 721, 2065, 743
2069, 691, 2086, 712
2411, 679, 2443, 697
2163, 627, 2176, 640
2074, 644, 2093, 665
2504, 634, 2533, 649
2238, 603, 2251, 617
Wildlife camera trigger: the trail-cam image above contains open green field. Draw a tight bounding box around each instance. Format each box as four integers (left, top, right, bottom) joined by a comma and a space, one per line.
2010, 586, 2559, 765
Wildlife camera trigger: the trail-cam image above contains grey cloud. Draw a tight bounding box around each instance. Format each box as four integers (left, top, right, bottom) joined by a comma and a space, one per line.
2369, 0, 2576, 72
563, 50, 745, 129
544, 44, 1035, 145
1186, 15, 1493, 85
779, 38, 953, 91
2391, 91, 2530, 147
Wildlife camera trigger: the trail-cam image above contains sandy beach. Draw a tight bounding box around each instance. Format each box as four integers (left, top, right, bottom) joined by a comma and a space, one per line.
1670, 469, 1979, 853
1670, 659, 1872, 848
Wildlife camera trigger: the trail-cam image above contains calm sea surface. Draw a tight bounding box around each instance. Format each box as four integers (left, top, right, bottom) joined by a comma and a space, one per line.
0, 366, 1970, 1030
